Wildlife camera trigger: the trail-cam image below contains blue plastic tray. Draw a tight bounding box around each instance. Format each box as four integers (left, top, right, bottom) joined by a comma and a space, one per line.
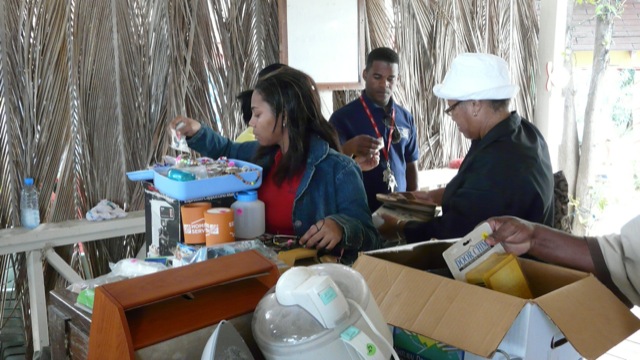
153, 159, 262, 201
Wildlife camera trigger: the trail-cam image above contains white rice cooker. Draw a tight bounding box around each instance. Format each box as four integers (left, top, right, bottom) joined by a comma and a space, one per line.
251, 264, 395, 360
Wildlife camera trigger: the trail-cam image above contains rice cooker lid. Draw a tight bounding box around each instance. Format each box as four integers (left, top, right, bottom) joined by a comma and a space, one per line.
252, 290, 331, 345
252, 264, 370, 345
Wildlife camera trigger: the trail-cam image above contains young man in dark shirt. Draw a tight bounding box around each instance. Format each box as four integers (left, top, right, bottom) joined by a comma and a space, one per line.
330, 47, 420, 212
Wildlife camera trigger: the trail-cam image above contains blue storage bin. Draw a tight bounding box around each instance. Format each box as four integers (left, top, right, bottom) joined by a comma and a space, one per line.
153, 159, 262, 201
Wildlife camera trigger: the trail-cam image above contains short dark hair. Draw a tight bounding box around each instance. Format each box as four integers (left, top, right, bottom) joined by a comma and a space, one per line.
366, 47, 399, 70
236, 90, 253, 124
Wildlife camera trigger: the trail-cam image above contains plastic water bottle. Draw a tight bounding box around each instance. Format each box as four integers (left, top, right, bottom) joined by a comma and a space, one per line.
231, 190, 265, 239
20, 177, 41, 229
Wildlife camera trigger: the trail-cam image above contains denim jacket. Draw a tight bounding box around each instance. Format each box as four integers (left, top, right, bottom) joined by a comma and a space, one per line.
187, 127, 382, 262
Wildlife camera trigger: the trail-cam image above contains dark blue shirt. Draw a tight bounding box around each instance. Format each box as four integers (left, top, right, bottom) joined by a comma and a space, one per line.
329, 91, 419, 211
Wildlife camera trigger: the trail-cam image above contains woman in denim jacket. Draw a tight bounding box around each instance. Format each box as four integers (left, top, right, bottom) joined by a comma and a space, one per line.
171, 67, 381, 264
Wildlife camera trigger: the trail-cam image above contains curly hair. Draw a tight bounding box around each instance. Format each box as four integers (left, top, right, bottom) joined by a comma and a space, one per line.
365, 47, 399, 69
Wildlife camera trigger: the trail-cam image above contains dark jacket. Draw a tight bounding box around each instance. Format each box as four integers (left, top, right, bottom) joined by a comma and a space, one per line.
404, 112, 554, 242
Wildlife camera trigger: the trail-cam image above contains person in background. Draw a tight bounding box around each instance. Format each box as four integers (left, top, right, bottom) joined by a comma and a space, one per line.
484, 215, 640, 307
170, 67, 381, 264
234, 89, 256, 142
329, 47, 419, 212
235, 63, 287, 142
380, 52, 554, 242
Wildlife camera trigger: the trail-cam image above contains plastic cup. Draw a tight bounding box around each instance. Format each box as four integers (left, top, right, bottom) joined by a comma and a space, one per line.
204, 208, 235, 245
180, 202, 212, 244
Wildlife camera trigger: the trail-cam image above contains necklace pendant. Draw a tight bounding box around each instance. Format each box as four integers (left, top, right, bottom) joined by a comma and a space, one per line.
383, 165, 397, 192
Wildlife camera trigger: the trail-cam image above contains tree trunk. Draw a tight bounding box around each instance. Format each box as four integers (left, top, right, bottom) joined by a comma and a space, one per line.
573, 1, 615, 235
559, 0, 579, 210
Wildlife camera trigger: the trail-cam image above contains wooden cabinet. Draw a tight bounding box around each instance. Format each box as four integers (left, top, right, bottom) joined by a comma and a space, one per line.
48, 289, 92, 360
87, 250, 279, 359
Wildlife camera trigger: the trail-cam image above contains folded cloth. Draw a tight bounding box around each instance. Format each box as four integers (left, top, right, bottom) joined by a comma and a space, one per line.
86, 200, 127, 221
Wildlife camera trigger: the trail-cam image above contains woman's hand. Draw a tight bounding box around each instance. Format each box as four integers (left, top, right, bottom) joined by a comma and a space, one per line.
170, 116, 201, 138
299, 218, 343, 251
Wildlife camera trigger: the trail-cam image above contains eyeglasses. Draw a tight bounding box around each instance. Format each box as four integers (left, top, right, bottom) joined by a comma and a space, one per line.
444, 101, 465, 117
382, 115, 401, 144
259, 234, 301, 251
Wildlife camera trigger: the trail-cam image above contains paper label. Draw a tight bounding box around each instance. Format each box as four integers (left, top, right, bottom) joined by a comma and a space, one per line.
442, 222, 505, 281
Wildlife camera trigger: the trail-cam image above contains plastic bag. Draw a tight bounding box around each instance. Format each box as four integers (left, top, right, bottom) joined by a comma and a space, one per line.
67, 258, 169, 312
109, 258, 168, 278
174, 240, 280, 267
170, 128, 190, 152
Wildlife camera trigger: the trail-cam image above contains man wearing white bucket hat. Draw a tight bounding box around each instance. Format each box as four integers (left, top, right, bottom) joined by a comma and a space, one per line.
381, 53, 554, 243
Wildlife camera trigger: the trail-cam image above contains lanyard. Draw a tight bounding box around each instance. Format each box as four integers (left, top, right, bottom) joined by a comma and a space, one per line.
359, 96, 395, 161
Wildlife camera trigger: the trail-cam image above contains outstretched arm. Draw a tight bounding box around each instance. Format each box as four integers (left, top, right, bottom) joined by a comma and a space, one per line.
484, 216, 595, 274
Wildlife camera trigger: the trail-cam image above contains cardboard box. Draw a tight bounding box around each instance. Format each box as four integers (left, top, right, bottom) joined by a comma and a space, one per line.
143, 181, 233, 256
353, 240, 640, 359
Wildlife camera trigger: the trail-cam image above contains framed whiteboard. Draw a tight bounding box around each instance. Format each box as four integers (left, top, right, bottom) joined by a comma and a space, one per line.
278, 0, 365, 90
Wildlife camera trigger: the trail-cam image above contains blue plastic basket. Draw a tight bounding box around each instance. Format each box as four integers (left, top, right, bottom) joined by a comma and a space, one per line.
153, 159, 262, 201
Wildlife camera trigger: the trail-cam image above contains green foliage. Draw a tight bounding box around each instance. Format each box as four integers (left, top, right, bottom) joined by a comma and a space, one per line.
575, 0, 625, 18
573, 68, 634, 140
611, 69, 634, 134
597, 196, 609, 211
595, 4, 619, 17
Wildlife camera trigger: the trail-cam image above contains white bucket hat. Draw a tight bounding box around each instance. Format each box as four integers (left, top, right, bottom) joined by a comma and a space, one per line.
433, 53, 519, 100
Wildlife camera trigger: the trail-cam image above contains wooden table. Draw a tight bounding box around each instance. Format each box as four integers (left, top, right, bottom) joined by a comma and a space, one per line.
0, 210, 146, 354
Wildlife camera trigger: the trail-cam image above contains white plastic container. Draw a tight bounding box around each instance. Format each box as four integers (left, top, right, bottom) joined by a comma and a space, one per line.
231, 190, 265, 239
252, 264, 393, 360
